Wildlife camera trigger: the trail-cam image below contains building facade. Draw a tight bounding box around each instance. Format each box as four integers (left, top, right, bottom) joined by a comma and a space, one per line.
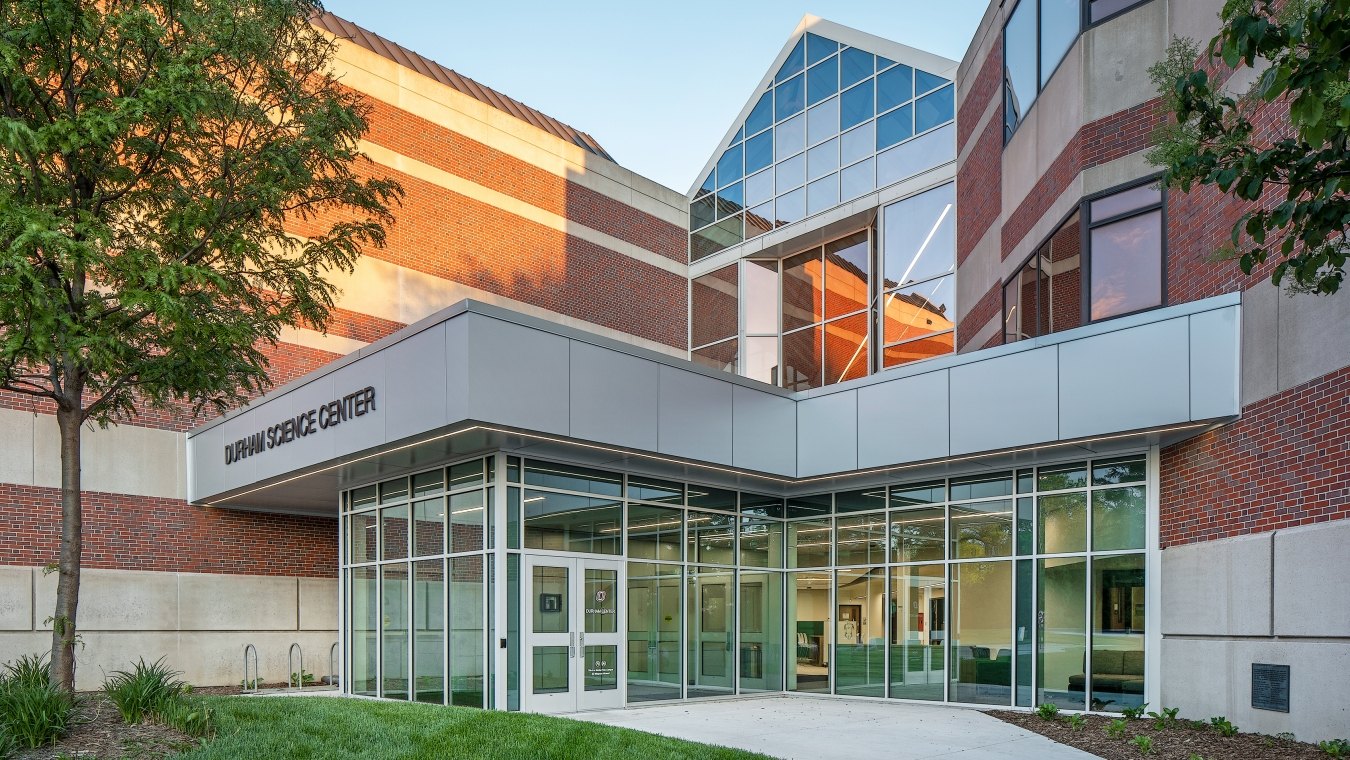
2, 0, 1348, 745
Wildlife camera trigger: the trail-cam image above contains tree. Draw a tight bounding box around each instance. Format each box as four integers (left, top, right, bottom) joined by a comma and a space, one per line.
0, 0, 401, 691
1147, 0, 1350, 294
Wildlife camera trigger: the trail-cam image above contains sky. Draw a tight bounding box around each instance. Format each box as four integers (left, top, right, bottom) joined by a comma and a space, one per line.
322, 0, 989, 193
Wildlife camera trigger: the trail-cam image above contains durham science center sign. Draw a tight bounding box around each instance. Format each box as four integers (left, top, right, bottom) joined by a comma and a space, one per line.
224, 386, 377, 465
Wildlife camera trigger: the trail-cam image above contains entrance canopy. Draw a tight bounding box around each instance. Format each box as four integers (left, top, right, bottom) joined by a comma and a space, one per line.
187, 295, 1240, 515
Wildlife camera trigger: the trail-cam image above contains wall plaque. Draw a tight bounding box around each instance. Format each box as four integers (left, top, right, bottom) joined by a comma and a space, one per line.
1252, 663, 1290, 713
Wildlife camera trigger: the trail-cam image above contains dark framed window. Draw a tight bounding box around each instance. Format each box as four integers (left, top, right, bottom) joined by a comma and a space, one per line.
1002, 177, 1164, 343
1003, 0, 1155, 141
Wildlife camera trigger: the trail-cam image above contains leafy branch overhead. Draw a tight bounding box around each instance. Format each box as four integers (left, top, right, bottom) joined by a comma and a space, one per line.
0, 0, 403, 425
1147, 0, 1350, 295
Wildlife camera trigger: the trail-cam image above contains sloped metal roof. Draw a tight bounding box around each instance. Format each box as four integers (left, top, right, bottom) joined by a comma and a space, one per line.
312, 12, 614, 161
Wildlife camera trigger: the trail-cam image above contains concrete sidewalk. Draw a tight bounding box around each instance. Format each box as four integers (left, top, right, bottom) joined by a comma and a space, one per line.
567, 695, 1096, 760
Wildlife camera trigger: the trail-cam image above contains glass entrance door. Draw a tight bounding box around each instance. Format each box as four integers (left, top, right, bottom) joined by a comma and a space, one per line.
523, 555, 624, 713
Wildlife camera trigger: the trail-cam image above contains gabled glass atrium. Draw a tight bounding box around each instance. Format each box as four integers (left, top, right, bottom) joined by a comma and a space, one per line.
689, 31, 957, 262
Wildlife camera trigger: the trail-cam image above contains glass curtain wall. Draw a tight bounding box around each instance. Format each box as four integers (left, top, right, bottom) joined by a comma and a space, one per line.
345, 453, 1147, 714
342, 457, 492, 707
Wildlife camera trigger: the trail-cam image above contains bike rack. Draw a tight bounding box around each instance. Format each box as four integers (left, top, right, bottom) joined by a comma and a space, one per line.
327, 641, 340, 688
288, 642, 304, 690
242, 644, 260, 693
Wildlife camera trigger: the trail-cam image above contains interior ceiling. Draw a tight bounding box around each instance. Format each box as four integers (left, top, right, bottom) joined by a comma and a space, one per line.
199, 420, 1222, 519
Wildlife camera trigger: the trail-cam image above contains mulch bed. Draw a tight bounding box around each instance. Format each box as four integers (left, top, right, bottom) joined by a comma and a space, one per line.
991, 710, 1329, 760
12, 694, 197, 760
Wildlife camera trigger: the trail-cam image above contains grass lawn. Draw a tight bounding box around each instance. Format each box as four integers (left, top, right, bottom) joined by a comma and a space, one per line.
175, 696, 774, 760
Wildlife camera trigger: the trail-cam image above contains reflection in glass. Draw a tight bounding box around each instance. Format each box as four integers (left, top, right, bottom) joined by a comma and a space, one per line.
747, 202, 774, 239
836, 514, 887, 566
1093, 487, 1146, 551
627, 504, 682, 561
1091, 184, 1161, 221
914, 69, 948, 97
716, 144, 743, 187
413, 559, 445, 703
881, 275, 954, 345
687, 511, 736, 565
687, 484, 738, 512
687, 567, 736, 698
1038, 492, 1087, 554
877, 103, 913, 149
835, 487, 887, 514
412, 469, 444, 497
840, 80, 874, 131
841, 157, 875, 202
1091, 554, 1146, 712
691, 213, 742, 261
806, 53, 839, 105
745, 336, 780, 385
692, 338, 737, 373
788, 571, 832, 693
1039, 557, 1087, 710
835, 568, 885, 697
1090, 210, 1162, 320
1092, 456, 1146, 486
807, 97, 839, 146
806, 173, 839, 216
522, 490, 622, 555
915, 86, 954, 133
349, 566, 378, 696
890, 507, 945, 562
890, 564, 945, 701
349, 511, 377, 564
951, 500, 1014, 558
777, 74, 805, 123
775, 187, 806, 226
741, 493, 785, 518
877, 64, 913, 113
627, 563, 681, 703
807, 138, 838, 181
628, 476, 682, 504
380, 477, 408, 504
776, 113, 805, 161
449, 490, 485, 553
805, 32, 838, 66
1016, 559, 1033, 706
882, 183, 954, 289
788, 519, 831, 568
881, 332, 954, 368
841, 47, 873, 89
951, 560, 1012, 705
782, 326, 822, 391
877, 123, 955, 188
745, 130, 773, 175
746, 90, 773, 136
381, 563, 410, 699
585, 569, 618, 634
745, 169, 774, 208
532, 566, 568, 635
691, 265, 739, 348
740, 517, 784, 568
1039, 0, 1081, 88
1003, 0, 1037, 137
777, 38, 805, 83
740, 570, 784, 692
824, 232, 869, 319
824, 313, 869, 385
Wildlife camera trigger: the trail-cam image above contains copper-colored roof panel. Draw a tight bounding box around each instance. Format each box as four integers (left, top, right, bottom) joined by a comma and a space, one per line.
311, 11, 613, 162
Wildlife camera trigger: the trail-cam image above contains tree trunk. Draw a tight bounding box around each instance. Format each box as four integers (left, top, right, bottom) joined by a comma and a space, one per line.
51, 403, 83, 693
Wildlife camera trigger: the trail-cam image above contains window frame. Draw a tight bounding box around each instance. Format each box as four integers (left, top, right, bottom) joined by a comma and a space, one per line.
1001, 175, 1167, 344
1002, 0, 1157, 143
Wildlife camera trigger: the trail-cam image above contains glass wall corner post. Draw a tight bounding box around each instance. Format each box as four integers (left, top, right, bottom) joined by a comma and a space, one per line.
492, 452, 509, 712
1144, 446, 1161, 712
337, 504, 348, 696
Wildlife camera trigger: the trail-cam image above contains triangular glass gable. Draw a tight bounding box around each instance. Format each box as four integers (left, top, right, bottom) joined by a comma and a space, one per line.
690, 29, 957, 261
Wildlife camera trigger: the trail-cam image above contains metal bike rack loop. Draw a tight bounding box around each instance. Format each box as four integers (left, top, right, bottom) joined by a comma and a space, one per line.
242, 644, 260, 693
288, 642, 304, 690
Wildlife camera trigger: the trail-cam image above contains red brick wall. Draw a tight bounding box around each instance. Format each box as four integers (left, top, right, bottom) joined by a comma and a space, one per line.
0, 484, 337, 577
957, 37, 1003, 153
1160, 365, 1350, 546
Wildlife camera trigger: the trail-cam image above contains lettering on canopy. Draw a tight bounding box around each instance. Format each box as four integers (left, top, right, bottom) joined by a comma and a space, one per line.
224, 386, 377, 465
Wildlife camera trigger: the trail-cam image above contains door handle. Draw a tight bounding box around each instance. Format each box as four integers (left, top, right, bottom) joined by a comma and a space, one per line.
570, 632, 575, 658
580, 631, 585, 650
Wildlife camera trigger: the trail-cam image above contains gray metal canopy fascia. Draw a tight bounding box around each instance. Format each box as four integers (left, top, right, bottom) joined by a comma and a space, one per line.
187, 294, 1241, 515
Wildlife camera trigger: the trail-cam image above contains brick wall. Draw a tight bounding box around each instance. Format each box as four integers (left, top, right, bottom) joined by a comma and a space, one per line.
0, 484, 337, 577
1160, 365, 1350, 545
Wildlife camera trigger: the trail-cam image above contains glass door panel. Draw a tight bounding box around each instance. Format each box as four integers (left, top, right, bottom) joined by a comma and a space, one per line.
835, 568, 885, 697
950, 561, 1012, 705
578, 562, 624, 710
739, 571, 783, 692
889, 564, 945, 701
687, 567, 735, 698
788, 571, 831, 693
524, 558, 574, 713
627, 563, 682, 703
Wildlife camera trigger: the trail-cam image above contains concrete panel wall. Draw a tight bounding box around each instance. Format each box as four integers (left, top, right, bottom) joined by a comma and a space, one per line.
0, 408, 186, 500
1160, 519, 1350, 741
1, 567, 336, 690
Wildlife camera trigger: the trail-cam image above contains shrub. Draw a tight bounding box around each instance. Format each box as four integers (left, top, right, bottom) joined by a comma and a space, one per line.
103, 658, 186, 724
1065, 714, 1087, 731
1209, 716, 1239, 737
1106, 718, 1129, 738
2, 654, 51, 690
1131, 734, 1154, 755
1036, 702, 1060, 720
152, 696, 215, 739
1121, 702, 1149, 720
0, 727, 15, 760
1321, 738, 1350, 758
1148, 706, 1180, 730
0, 680, 78, 749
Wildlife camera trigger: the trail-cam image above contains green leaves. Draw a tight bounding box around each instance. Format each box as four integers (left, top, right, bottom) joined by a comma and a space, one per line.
1148, 0, 1350, 295
0, 0, 401, 422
